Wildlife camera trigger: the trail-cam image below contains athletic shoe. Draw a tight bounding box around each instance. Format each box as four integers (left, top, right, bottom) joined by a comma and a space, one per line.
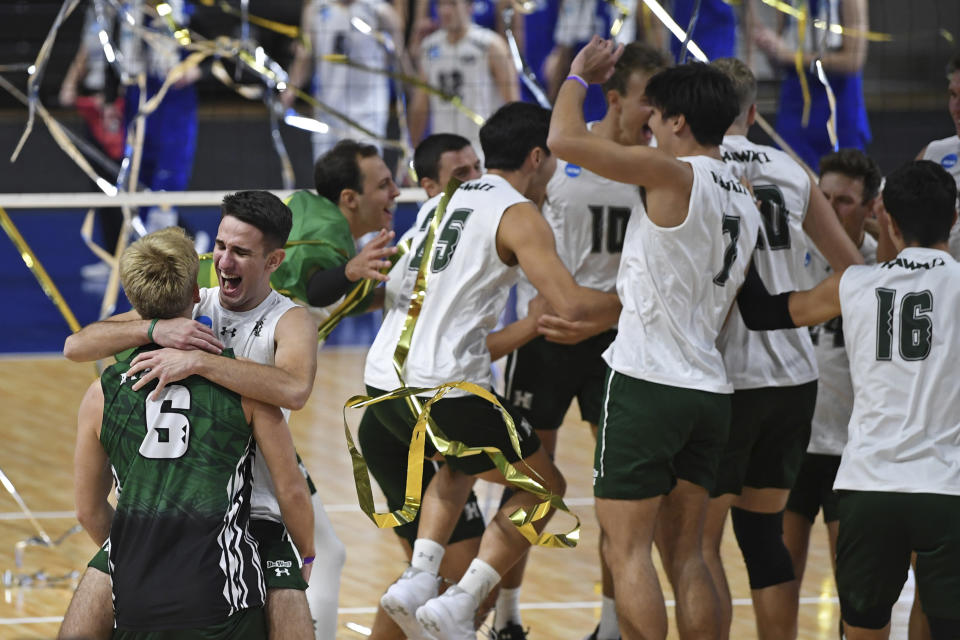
583, 624, 620, 640
491, 622, 529, 639
416, 585, 479, 640
380, 567, 438, 640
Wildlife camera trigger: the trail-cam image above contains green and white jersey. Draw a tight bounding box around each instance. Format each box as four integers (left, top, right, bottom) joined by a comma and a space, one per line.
603, 155, 761, 394
365, 174, 528, 393
420, 25, 503, 159
921, 135, 960, 260
835, 248, 960, 495
717, 135, 819, 389
515, 145, 641, 321
194, 288, 300, 523
801, 235, 876, 456
101, 348, 264, 630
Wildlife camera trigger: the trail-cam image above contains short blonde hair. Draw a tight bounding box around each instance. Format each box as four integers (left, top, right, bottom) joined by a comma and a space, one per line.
710, 57, 757, 120
120, 227, 198, 319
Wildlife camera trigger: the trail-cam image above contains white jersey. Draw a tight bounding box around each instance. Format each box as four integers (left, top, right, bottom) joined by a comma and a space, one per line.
194, 288, 301, 522
717, 135, 818, 389
835, 248, 960, 495
604, 155, 761, 394
920, 135, 960, 259
802, 235, 877, 456
310, 0, 390, 157
515, 147, 642, 320
420, 25, 503, 155
365, 174, 528, 393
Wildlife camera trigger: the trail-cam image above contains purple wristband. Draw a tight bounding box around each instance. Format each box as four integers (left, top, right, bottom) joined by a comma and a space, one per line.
566, 74, 589, 90
302, 555, 315, 565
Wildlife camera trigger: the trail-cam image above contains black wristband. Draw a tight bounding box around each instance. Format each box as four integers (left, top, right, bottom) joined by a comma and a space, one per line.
736, 262, 797, 331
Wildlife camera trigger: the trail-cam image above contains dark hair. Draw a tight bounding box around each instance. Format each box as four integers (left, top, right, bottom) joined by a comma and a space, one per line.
221, 190, 292, 251
819, 148, 882, 203
479, 102, 551, 171
643, 62, 739, 146
601, 42, 669, 96
414, 133, 472, 182
947, 53, 960, 76
882, 160, 957, 246
314, 139, 380, 203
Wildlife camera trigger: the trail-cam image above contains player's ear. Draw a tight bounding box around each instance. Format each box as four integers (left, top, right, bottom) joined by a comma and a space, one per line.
672, 113, 686, 135
339, 188, 358, 211
266, 248, 286, 272
419, 177, 439, 197
192, 283, 201, 303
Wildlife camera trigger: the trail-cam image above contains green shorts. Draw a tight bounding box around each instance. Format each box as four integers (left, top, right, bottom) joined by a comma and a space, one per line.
786, 453, 842, 523
357, 406, 486, 546
249, 520, 309, 591
593, 370, 730, 500
836, 491, 960, 628
113, 607, 266, 639
712, 381, 817, 497
366, 386, 541, 476
503, 331, 617, 430
88, 545, 109, 574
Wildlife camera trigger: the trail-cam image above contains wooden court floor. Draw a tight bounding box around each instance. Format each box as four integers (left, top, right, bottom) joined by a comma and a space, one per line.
0, 351, 915, 639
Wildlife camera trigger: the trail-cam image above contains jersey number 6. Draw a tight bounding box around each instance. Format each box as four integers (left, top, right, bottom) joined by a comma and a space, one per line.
139, 384, 192, 459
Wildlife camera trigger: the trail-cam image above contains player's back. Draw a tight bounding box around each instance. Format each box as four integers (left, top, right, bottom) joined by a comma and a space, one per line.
100, 347, 264, 630
605, 155, 760, 394
836, 248, 960, 495
365, 174, 527, 393
717, 135, 818, 389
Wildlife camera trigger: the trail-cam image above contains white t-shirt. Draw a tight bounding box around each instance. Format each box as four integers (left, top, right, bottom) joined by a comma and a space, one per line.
310, 0, 390, 157
420, 25, 503, 156
194, 288, 301, 522
921, 135, 960, 260
834, 248, 960, 495
603, 155, 761, 394
717, 135, 818, 389
515, 143, 642, 320
802, 234, 877, 456
364, 174, 528, 393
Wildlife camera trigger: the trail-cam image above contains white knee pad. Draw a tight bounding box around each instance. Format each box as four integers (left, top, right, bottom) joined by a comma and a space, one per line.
305, 492, 346, 639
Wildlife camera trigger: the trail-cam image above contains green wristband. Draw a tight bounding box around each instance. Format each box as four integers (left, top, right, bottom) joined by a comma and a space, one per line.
147, 318, 159, 343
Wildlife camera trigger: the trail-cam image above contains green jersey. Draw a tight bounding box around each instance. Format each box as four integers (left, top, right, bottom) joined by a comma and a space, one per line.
271, 190, 374, 313
100, 347, 265, 631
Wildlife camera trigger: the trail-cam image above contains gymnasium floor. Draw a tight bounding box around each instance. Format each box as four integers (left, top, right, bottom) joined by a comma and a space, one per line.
0, 207, 917, 639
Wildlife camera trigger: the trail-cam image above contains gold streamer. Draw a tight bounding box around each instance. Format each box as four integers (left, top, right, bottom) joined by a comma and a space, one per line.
757, 0, 892, 42
796, 1, 811, 128
341, 179, 579, 547
0, 206, 81, 333
813, 58, 839, 151
195, 0, 301, 40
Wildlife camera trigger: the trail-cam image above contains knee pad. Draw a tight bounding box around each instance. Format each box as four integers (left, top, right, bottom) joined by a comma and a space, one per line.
839, 596, 892, 630
730, 507, 795, 589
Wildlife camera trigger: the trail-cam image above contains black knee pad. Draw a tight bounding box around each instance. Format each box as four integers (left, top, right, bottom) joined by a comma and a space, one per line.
730, 507, 795, 589
927, 615, 960, 640
839, 596, 892, 630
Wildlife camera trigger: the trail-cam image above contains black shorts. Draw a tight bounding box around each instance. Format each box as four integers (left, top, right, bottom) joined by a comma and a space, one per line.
712, 381, 817, 497
837, 491, 960, 628
786, 453, 842, 523
503, 331, 617, 430
113, 608, 266, 639
357, 406, 485, 546
250, 520, 309, 591
366, 385, 541, 476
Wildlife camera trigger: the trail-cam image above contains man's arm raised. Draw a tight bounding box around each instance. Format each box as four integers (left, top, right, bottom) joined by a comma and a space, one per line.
63, 310, 223, 362
128, 306, 319, 410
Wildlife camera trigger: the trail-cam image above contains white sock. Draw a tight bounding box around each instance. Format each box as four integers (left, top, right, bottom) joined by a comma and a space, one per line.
493, 587, 522, 630
411, 538, 445, 575
458, 559, 501, 605
597, 595, 619, 640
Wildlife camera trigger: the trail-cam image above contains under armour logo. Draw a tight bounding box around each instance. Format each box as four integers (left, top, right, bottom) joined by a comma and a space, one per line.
416, 551, 435, 562
518, 417, 533, 437
274, 568, 290, 577
512, 391, 534, 410
220, 326, 237, 338
253, 320, 264, 337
